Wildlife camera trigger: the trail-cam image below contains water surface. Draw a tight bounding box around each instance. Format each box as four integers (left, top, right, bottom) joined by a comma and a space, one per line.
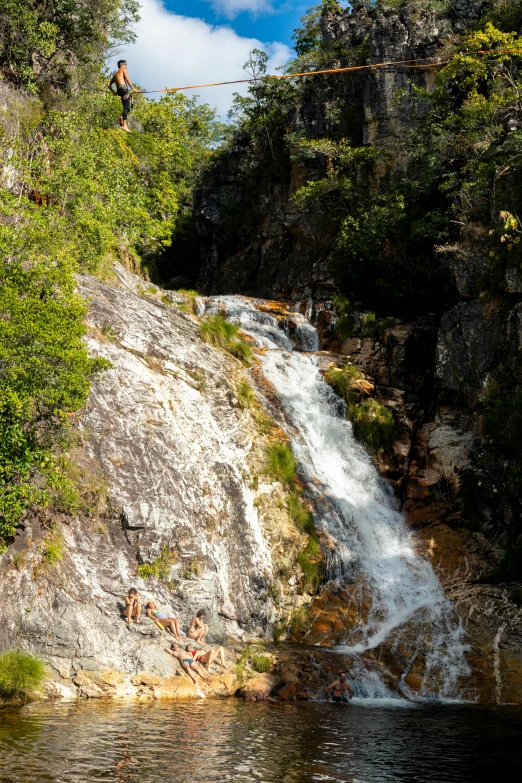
1, 700, 521, 782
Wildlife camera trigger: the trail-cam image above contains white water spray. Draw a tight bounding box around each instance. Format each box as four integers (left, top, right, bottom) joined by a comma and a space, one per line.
204, 296, 470, 698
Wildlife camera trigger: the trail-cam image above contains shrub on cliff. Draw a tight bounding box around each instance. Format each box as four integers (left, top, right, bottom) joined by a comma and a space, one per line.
0, 651, 45, 700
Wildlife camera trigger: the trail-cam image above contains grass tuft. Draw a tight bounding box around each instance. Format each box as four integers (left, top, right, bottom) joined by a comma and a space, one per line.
297, 536, 322, 593
236, 379, 256, 409
287, 490, 314, 534
351, 399, 395, 453
252, 654, 272, 673
41, 533, 64, 566
199, 315, 252, 363
0, 650, 45, 701
266, 443, 296, 484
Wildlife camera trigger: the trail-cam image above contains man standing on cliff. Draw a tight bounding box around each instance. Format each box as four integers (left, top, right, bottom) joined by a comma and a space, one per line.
324, 672, 354, 703
108, 60, 138, 133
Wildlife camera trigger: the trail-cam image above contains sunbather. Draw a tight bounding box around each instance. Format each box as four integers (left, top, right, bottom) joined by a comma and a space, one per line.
145, 600, 182, 638
165, 643, 210, 683
123, 588, 142, 625
188, 610, 209, 643
187, 644, 229, 674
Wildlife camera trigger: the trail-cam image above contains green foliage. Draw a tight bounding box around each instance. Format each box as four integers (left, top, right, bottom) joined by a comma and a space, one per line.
326, 365, 395, 452
252, 654, 272, 673
41, 533, 64, 567
199, 314, 253, 363
327, 364, 363, 417
351, 399, 395, 453
0, 246, 109, 545
0, 78, 220, 547
0, 0, 140, 90
236, 380, 256, 409
289, 605, 309, 637
266, 444, 296, 484
292, 139, 450, 313
287, 490, 315, 534
235, 643, 268, 683
137, 547, 177, 580
0, 650, 45, 700
297, 536, 321, 593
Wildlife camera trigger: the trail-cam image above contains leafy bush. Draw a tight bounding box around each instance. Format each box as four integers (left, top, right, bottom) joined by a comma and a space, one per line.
0, 650, 45, 700
266, 444, 296, 484
351, 399, 395, 453
137, 547, 176, 580
199, 315, 253, 363
252, 654, 272, 673
287, 490, 314, 534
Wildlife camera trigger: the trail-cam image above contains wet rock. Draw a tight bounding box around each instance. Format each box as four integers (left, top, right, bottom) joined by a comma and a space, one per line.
241, 673, 279, 701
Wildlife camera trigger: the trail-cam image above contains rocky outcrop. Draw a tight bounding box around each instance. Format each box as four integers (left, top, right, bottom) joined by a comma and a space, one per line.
194, 3, 466, 300
0, 265, 312, 689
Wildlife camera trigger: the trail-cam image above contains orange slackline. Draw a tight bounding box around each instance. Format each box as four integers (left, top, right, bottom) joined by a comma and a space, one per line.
140, 48, 522, 94
1, 48, 522, 96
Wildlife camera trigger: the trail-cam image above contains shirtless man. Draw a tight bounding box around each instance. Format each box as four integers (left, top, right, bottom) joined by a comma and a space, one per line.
324, 672, 354, 703
145, 600, 182, 638
123, 588, 142, 625
186, 644, 229, 674
188, 610, 209, 643
165, 643, 211, 683
108, 60, 138, 132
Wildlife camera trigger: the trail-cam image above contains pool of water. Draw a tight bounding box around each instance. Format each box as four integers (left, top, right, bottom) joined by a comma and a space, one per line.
1, 699, 521, 783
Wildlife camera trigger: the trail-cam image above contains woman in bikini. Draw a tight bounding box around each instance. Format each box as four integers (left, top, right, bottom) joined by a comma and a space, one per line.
188, 610, 209, 643
186, 644, 229, 674
123, 588, 142, 625
145, 600, 182, 638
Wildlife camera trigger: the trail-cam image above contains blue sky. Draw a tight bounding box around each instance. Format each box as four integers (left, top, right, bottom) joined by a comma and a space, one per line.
164, 0, 310, 47
122, 0, 347, 116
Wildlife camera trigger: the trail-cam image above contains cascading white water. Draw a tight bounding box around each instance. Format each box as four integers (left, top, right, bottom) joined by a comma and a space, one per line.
204, 296, 471, 699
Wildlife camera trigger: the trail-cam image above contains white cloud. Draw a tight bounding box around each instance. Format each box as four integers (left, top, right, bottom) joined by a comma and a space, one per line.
118, 0, 292, 117
206, 0, 275, 20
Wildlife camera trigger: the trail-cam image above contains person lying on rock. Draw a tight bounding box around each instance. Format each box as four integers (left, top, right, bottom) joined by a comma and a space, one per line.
123, 588, 142, 625
165, 643, 211, 683
324, 672, 353, 703
186, 644, 229, 674
188, 610, 209, 643
145, 600, 182, 638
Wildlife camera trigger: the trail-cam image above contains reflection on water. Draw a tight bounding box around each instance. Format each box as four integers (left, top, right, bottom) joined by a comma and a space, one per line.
0, 699, 521, 783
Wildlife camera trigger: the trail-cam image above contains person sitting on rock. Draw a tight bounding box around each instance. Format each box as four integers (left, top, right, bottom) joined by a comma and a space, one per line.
123, 588, 142, 625
187, 644, 229, 674
165, 643, 211, 683
188, 610, 209, 643
145, 600, 182, 638
324, 671, 354, 703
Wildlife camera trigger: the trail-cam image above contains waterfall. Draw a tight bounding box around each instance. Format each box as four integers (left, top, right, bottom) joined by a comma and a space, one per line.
203, 296, 470, 699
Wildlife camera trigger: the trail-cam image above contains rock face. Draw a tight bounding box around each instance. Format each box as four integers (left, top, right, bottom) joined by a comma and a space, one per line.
194, 3, 462, 299
192, 1, 522, 703
0, 264, 309, 688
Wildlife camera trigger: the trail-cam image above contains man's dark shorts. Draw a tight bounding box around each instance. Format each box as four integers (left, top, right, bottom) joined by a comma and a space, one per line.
332, 696, 349, 703
117, 86, 132, 120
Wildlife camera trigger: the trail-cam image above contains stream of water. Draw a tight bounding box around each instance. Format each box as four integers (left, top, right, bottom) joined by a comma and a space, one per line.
203, 297, 470, 699
1, 700, 521, 783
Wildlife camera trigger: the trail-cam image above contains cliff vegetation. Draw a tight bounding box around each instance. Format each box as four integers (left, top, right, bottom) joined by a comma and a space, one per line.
0, 1, 220, 550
